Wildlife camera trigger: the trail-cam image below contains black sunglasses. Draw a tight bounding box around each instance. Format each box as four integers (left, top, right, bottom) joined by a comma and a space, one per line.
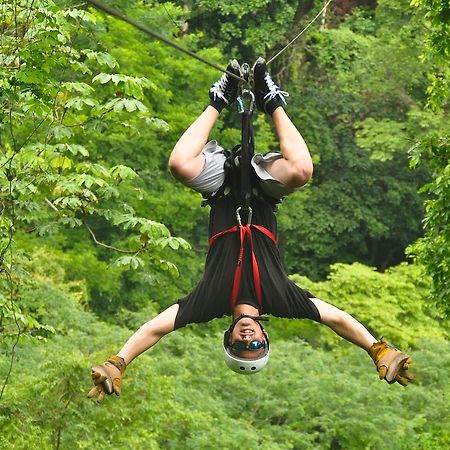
230, 340, 266, 352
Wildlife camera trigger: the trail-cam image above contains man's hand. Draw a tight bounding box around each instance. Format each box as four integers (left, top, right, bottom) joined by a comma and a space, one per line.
368, 338, 414, 386
87, 355, 127, 402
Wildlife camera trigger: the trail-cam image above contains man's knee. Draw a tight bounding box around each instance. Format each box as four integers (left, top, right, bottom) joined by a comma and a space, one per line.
168, 154, 204, 182
285, 160, 313, 188
168, 157, 183, 179
292, 161, 313, 186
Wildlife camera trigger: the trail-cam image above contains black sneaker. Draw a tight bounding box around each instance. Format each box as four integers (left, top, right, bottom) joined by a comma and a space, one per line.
253, 57, 289, 115
209, 59, 241, 113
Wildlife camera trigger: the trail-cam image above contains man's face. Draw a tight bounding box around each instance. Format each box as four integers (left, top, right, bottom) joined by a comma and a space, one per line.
229, 316, 267, 359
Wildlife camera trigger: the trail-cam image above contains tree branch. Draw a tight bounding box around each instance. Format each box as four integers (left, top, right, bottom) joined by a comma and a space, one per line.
84, 220, 143, 255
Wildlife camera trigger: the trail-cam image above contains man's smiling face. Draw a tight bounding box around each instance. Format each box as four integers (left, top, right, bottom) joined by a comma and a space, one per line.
228, 316, 267, 359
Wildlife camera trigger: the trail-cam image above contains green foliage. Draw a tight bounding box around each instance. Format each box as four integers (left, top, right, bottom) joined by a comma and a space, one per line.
0, 0, 192, 392
407, 134, 450, 314
1, 260, 449, 449
0, 0, 187, 261
276, 0, 441, 278
186, 0, 298, 58
355, 118, 410, 161
406, 0, 450, 313
1, 1, 449, 447
290, 263, 446, 347
410, 0, 450, 110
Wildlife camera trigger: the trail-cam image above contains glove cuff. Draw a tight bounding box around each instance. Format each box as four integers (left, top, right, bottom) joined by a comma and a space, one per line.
106, 355, 127, 375
368, 337, 405, 362
368, 337, 388, 362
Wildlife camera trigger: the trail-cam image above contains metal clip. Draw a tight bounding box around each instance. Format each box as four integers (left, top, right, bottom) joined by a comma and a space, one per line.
241, 63, 250, 81
236, 63, 254, 114
237, 89, 255, 114
235, 206, 253, 226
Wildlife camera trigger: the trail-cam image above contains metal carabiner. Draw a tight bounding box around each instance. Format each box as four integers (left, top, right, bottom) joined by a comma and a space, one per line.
241, 63, 250, 81
236, 62, 254, 114
236, 206, 253, 226
237, 89, 255, 114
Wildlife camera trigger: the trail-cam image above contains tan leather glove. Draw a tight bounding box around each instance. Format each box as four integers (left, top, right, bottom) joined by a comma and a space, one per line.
87, 355, 127, 402
368, 338, 414, 386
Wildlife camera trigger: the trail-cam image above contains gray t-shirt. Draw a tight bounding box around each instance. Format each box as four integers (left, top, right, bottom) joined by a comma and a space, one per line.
185, 140, 296, 199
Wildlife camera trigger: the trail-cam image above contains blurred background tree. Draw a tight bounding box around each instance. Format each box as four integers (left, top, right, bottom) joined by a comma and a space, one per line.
1, 0, 449, 447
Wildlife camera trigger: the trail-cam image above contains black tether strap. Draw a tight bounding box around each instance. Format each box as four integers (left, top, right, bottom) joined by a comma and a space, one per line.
240, 111, 254, 210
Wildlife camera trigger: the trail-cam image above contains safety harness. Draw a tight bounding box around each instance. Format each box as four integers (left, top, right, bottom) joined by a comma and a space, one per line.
207, 64, 278, 312
208, 212, 277, 309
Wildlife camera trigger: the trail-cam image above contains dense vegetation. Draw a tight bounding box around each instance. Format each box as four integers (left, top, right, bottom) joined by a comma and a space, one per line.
1, 0, 449, 448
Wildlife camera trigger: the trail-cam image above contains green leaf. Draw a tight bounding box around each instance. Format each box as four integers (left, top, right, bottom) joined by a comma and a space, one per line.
110, 165, 138, 181
83, 50, 118, 69
62, 8, 97, 23
61, 82, 94, 95
145, 117, 170, 131
113, 255, 145, 269
50, 125, 73, 140
92, 73, 112, 84
59, 216, 82, 227
65, 97, 99, 110
168, 239, 180, 250
111, 74, 124, 84
65, 144, 89, 157
50, 156, 72, 170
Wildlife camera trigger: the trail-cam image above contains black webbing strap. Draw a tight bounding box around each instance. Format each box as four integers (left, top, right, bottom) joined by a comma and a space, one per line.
240, 110, 255, 210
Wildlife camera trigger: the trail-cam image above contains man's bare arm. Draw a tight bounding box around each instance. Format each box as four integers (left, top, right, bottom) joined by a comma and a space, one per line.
117, 304, 180, 365
168, 106, 219, 182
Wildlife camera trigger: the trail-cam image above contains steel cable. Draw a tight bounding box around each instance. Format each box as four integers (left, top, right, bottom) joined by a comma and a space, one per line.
267, 0, 334, 65
85, 0, 246, 82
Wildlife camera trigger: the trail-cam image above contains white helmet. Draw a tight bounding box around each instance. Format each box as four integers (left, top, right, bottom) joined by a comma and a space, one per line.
223, 315, 270, 375
223, 345, 270, 374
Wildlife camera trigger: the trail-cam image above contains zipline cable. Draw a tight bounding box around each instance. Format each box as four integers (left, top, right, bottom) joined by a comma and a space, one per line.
266, 0, 334, 65
85, 0, 333, 83
84, 0, 246, 82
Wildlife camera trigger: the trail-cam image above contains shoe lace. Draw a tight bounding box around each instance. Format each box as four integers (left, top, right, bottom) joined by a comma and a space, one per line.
210, 73, 229, 102
263, 73, 289, 104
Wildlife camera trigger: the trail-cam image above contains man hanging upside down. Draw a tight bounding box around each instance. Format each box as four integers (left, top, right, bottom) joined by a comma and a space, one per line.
88, 58, 413, 402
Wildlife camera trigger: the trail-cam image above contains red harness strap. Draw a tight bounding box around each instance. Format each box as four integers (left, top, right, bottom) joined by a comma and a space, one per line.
208, 224, 277, 309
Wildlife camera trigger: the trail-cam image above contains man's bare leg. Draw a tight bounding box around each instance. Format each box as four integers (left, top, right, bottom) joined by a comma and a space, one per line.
168, 106, 219, 182
263, 108, 314, 188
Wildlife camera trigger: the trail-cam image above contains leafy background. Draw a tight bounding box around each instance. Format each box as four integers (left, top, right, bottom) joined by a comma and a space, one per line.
0, 0, 449, 448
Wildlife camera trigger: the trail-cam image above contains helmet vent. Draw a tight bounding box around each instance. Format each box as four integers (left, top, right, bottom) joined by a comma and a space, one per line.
240, 367, 245, 371
251, 367, 256, 370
